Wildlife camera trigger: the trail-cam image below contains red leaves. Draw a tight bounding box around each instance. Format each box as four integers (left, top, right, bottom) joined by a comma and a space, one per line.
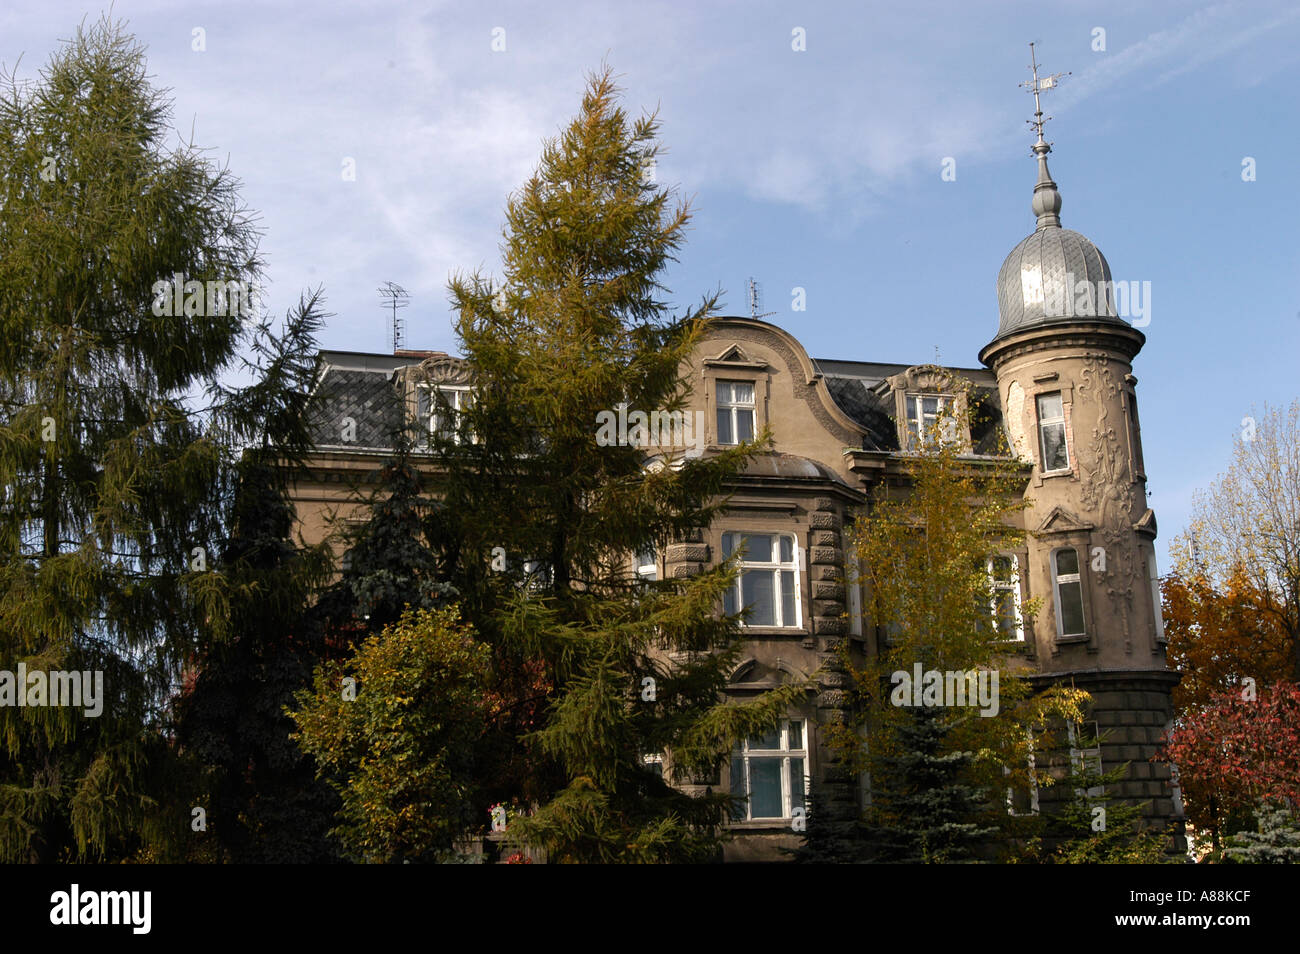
1161, 681, 1300, 811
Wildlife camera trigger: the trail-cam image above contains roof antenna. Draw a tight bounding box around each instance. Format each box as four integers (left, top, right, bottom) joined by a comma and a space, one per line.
378, 282, 409, 352
747, 277, 776, 320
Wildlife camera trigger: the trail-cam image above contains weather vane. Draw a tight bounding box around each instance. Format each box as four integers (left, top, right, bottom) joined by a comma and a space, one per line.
1020, 42, 1069, 149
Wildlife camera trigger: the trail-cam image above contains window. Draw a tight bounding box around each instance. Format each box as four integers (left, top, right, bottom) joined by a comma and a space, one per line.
1005, 750, 1040, 816
1067, 720, 1104, 800
729, 719, 808, 821
635, 547, 657, 583
423, 385, 473, 444
716, 380, 755, 445
1051, 547, 1086, 637
1148, 550, 1165, 643
988, 555, 1024, 641
1036, 392, 1069, 472
721, 531, 801, 627
905, 393, 955, 449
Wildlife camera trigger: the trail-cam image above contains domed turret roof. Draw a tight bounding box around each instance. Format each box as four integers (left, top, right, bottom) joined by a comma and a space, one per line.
993, 140, 1130, 341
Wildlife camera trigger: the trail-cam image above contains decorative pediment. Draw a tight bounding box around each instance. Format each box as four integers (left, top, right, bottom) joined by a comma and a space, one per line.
1035, 505, 1094, 536
888, 363, 959, 394
417, 355, 473, 386
1133, 508, 1158, 540
704, 344, 767, 369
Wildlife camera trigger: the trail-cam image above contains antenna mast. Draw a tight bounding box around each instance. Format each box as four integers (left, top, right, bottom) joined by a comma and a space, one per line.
378, 282, 410, 352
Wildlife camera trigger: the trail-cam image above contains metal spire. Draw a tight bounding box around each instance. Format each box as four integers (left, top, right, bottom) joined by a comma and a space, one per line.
1019, 43, 1069, 229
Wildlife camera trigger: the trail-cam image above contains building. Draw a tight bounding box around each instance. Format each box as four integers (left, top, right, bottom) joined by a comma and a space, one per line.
289, 110, 1183, 862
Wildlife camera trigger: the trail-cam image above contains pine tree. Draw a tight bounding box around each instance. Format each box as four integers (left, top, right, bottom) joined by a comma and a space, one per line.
440, 66, 805, 862
0, 16, 266, 860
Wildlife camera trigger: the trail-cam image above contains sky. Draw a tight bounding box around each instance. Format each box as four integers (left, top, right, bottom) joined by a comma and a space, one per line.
4, 0, 1299, 568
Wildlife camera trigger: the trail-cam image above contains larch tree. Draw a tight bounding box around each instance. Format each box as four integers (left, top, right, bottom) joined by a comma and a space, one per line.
0, 16, 270, 860
438, 66, 805, 862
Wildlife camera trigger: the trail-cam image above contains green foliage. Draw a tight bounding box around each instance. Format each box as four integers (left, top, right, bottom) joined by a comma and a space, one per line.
289, 607, 493, 863
1222, 800, 1300, 863
0, 15, 267, 860
825, 393, 1092, 861
1014, 723, 1178, 864
861, 704, 1001, 862
436, 66, 804, 862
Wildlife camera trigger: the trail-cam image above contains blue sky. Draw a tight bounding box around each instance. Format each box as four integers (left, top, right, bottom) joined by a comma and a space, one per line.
5, 0, 1299, 567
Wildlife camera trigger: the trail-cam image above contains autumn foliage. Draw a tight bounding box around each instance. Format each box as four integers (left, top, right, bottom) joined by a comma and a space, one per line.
1160, 681, 1300, 851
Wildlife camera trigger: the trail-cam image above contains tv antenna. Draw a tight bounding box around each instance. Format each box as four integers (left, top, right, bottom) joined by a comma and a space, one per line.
747, 277, 776, 319
378, 282, 409, 352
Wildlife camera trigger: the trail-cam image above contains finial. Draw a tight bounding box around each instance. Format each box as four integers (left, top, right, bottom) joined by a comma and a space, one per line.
1019, 43, 1069, 229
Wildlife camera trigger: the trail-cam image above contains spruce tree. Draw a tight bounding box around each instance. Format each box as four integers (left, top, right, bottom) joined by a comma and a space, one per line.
0, 17, 266, 860
440, 67, 805, 862
1222, 800, 1300, 863
861, 705, 1000, 863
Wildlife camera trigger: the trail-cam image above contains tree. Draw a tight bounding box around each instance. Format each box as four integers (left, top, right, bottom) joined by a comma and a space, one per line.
1172, 401, 1300, 681
1159, 567, 1291, 850
825, 393, 1092, 862
0, 16, 265, 861
172, 293, 343, 863
1162, 568, 1291, 720
860, 705, 1000, 863
289, 606, 494, 863
439, 66, 804, 862
1160, 681, 1300, 853
1222, 800, 1300, 863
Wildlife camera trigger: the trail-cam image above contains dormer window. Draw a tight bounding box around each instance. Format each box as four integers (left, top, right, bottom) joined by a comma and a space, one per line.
716, 381, 755, 445
905, 393, 954, 449
422, 385, 473, 444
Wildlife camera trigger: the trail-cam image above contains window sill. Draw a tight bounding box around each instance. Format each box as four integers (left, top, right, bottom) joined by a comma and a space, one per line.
727, 819, 799, 831
1055, 633, 1089, 644
736, 626, 808, 636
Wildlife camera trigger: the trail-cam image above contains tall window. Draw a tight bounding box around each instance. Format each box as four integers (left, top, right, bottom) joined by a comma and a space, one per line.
424, 385, 473, 444
988, 555, 1024, 641
1036, 392, 1069, 472
716, 381, 755, 445
722, 531, 801, 627
905, 393, 954, 449
729, 719, 808, 821
1147, 549, 1165, 642
1051, 547, 1086, 637
1067, 720, 1105, 800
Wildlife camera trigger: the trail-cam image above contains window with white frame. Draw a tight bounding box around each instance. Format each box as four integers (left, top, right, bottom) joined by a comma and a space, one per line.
988, 555, 1024, 641
635, 547, 658, 582
905, 393, 955, 449
729, 718, 808, 821
715, 380, 755, 445
423, 385, 473, 444
721, 531, 801, 627
1051, 547, 1086, 637
1036, 392, 1069, 472
1004, 750, 1040, 816
1067, 720, 1104, 800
